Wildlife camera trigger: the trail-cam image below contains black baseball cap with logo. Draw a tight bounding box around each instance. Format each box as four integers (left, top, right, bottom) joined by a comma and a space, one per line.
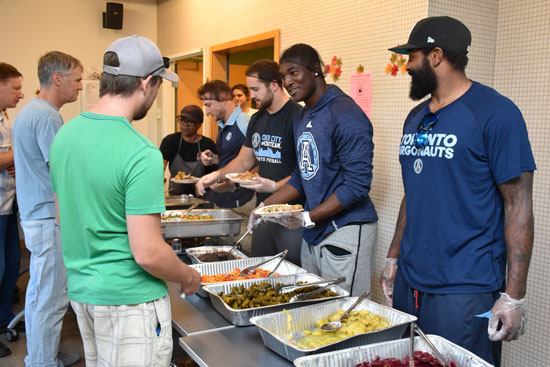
389, 16, 471, 55
177, 105, 204, 123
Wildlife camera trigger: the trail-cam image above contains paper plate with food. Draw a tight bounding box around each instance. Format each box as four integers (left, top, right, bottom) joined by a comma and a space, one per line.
171, 171, 200, 184
256, 204, 304, 217
225, 171, 259, 184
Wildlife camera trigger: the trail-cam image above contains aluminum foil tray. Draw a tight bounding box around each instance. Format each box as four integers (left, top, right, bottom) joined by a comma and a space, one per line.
191, 257, 307, 297
293, 334, 492, 367
249, 297, 416, 362
161, 209, 243, 238
203, 273, 349, 326
186, 246, 248, 264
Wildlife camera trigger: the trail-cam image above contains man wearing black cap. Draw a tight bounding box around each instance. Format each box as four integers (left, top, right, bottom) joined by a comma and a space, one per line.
49, 35, 201, 366
160, 104, 218, 198
380, 16, 535, 366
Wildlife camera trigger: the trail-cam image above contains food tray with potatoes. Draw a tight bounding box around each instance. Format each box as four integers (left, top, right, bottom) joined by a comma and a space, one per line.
203, 273, 349, 326
249, 296, 416, 361
190, 256, 306, 297
293, 334, 492, 367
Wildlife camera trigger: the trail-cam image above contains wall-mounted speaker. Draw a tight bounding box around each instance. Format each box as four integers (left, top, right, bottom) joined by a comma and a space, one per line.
103, 2, 123, 30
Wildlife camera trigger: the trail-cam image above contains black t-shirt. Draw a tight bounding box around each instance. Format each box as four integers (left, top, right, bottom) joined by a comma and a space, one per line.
244, 99, 303, 203
159, 133, 218, 172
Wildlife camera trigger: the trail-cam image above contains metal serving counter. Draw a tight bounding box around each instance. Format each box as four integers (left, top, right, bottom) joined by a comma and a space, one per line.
168, 253, 293, 366
178, 325, 293, 367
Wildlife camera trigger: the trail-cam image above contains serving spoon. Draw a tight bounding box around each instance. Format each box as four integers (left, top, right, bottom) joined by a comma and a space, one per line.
320, 291, 369, 331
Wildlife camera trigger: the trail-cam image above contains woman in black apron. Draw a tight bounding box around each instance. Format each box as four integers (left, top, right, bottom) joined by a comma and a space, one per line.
160, 105, 218, 203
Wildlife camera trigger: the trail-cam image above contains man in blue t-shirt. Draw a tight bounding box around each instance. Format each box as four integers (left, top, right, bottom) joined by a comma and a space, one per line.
197, 80, 253, 209
380, 16, 536, 366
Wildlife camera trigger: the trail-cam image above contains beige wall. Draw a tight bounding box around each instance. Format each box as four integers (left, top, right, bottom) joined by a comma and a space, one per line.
0, 0, 162, 142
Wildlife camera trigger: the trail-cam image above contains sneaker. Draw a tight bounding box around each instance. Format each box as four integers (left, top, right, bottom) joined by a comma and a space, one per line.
0, 341, 11, 358
58, 351, 81, 367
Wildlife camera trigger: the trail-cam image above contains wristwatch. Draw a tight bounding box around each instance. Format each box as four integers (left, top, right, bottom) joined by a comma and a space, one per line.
303, 211, 315, 228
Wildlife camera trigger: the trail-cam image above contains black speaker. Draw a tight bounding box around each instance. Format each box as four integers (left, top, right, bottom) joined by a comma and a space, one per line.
103, 2, 123, 30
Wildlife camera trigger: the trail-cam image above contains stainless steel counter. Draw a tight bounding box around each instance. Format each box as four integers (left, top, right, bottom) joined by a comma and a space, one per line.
178, 325, 293, 367
168, 282, 233, 336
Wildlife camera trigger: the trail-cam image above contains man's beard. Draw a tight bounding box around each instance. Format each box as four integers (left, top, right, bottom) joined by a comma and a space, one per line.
409, 56, 438, 101
257, 92, 273, 110
133, 105, 150, 121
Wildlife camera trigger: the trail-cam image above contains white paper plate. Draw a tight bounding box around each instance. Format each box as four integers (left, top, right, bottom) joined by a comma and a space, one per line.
225, 173, 257, 185
257, 204, 304, 217
171, 177, 199, 184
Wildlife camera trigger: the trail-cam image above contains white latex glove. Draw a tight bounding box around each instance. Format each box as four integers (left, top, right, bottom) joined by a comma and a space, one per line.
195, 171, 221, 196
247, 202, 265, 231
380, 258, 398, 306
239, 176, 276, 193
264, 211, 312, 230
201, 150, 216, 166
488, 292, 526, 341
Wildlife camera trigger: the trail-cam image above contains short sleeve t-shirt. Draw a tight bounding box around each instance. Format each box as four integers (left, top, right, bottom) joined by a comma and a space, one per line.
50, 111, 167, 305
244, 99, 303, 203
13, 98, 63, 220
398, 82, 536, 294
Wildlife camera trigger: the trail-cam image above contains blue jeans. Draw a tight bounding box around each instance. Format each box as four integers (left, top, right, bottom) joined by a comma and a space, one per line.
0, 212, 20, 326
22, 219, 69, 367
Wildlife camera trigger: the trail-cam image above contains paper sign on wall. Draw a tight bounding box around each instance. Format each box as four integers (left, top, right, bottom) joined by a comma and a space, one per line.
80, 80, 100, 112
349, 72, 372, 118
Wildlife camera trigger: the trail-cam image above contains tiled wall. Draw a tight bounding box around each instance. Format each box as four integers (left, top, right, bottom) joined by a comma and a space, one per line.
493, 1, 550, 365
158, 0, 549, 364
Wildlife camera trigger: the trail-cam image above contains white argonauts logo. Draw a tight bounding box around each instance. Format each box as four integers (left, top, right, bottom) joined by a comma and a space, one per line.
226, 132, 232, 141
297, 132, 319, 180
252, 133, 261, 148
413, 158, 423, 174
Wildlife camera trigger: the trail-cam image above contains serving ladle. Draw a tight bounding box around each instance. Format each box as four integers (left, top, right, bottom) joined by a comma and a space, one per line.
320, 291, 369, 331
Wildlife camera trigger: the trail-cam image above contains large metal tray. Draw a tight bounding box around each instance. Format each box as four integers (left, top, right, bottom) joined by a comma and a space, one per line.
161, 209, 243, 238
293, 334, 493, 367
165, 194, 206, 208
250, 297, 416, 362
186, 246, 248, 264
191, 256, 306, 297
203, 273, 349, 326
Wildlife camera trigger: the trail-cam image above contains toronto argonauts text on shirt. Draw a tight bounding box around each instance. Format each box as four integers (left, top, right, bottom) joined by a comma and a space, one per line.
400, 132, 457, 159
252, 132, 282, 163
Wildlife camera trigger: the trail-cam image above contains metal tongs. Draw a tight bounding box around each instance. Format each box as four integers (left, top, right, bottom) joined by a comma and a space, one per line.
180, 202, 200, 217
288, 276, 346, 303
237, 250, 288, 277
273, 276, 345, 294
411, 322, 450, 367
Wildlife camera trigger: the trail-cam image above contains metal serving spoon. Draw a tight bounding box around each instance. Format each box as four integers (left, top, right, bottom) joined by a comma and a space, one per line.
320, 292, 369, 331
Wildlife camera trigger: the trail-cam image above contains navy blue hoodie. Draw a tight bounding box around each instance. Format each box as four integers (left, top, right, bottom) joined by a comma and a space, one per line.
288, 85, 378, 246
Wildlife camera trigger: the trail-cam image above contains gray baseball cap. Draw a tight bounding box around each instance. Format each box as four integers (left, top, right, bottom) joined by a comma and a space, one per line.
103, 35, 179, 83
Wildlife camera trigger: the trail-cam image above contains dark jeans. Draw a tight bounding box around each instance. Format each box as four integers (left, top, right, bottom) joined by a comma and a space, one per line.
0, 212, 20, 326
393, 267, 502, 366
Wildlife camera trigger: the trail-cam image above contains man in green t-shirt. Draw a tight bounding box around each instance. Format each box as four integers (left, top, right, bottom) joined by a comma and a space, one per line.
50, 35, 201, 367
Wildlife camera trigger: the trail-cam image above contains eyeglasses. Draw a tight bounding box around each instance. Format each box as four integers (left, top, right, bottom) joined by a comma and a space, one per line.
148, 57, 170, 77
176, 116, 200, 126
414, 113, 439, 148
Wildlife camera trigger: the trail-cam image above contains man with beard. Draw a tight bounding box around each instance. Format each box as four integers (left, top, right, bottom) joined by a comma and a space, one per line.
380, 17, 535, 366
13, 51, 83, 366
260, 44, 378, 297
48, 35, 201, 366
196, 60, 303, 264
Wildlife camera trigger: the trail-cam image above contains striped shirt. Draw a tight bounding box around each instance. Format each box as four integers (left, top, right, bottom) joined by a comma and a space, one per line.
0, 114, 16, 214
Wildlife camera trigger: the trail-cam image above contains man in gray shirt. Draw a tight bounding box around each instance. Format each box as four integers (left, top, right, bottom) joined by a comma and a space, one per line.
13, 51, 82, 367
